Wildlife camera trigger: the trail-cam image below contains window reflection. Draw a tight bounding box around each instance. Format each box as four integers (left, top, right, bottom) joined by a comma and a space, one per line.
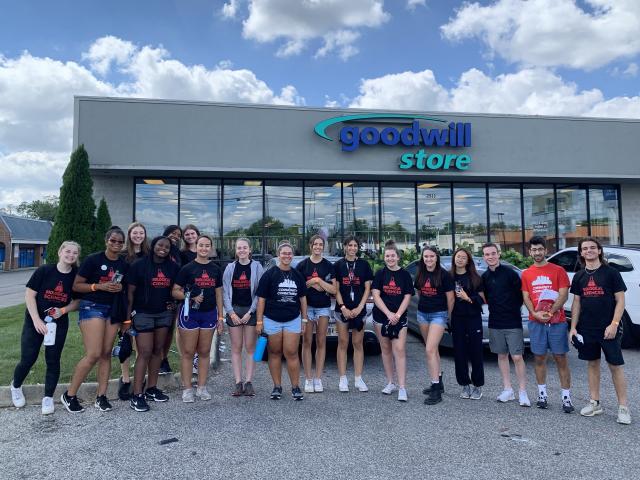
453, 184, 487, 255
305, 181, 342, 255
343, 182, 379, 256
265, 181, 303, 255
557, 185, 587, 249
135, 179, 178, 237
523, 185, 556, 253
180, 180, 221, 238
223, 180, 263, 258
381, 183, 415, 253
589, 186, 620, 245
418, 184, 452, 255
489, 185, 523, 253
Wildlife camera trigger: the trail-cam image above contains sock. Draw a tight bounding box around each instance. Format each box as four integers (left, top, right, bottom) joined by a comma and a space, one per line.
340, 375, 348, 381
432, 380, 440, 385
538, 384, 547, 397
354, 376, 361, 382
562, 389, 571, 401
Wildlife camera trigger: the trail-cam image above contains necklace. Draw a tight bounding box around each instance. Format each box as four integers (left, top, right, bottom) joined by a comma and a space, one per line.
585, 264, 601, 274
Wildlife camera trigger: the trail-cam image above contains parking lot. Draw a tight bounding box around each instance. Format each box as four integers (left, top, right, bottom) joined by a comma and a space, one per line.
2, 331, 639, 480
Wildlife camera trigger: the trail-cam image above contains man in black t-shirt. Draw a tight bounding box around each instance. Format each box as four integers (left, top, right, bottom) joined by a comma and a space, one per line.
569, 238, 630, 425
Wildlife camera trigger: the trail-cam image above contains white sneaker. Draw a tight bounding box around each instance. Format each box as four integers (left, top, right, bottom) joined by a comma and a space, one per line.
41, 396, 54, 415
339, 376, 349, 392
496, 389, 515, 403
580, 399, 604, 417
519, 390, 531, 407
182, 388, 195, 403
381, 383, 396, 395
617, 405, 631, 425
355, 376, 369, 392
397, 388, 408, 402
313, 378, 324, 393
196, 386, 212, 401
10, 382, 25, 408
304, 379, 314, 393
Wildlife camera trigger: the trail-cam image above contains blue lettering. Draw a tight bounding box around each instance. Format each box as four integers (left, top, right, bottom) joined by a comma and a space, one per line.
420, 128, 448, 147
360, 127, 380, 145
456, 155, 471, 170
400, 121, 420, 146
448, 123, 457, 147
380, 127, 400, 146
415, 149, 427, 169
340, 126, 359, 152
444, 154, 457, 169
399, 153, 414, 169
426, 154, 444, 169
464, 123, 471, 147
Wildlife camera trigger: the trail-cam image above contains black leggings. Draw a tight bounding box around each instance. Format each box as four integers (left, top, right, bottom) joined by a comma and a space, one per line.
13, 313, 69, 397
451, 313, 485, 387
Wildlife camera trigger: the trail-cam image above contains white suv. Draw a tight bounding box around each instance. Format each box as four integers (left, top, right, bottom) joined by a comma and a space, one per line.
547, 246, 640, 348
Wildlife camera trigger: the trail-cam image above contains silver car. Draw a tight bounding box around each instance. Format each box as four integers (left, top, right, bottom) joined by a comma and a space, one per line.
405, 257, 530, 347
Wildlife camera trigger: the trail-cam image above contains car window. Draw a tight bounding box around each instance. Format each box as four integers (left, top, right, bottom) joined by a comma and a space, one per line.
406, 261, 418, 278
549, 251, 580, 273
605, 253, 634, 273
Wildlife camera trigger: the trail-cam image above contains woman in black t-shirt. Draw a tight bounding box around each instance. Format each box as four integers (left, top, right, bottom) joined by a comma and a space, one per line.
11, 241, 80, 414
126, 236, 179, 412
372, 241, 414, 402
180, 224, 200, 266
296, 234, 336, 394
62, 227, 129, 414
256, 241, 308, 401
172, 235, 223, 403
334, 236, 373, 392
160, 224, 183, 375
414, 246, 455, 405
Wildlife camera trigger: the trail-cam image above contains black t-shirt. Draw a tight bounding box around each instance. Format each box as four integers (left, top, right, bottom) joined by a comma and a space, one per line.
169, 244, 182, 268
25, 264, 77, 322
127, 257, 180, 314
414, 270, 454, 313
481, 265, 523, 329
77, 252, 129, 305
570, 264, 627, 333
296, 257, 335, 308
452, 271, 484, 317
256, 267, 306, 322
334, 258, 374, 311
120, 250, 145, 265
231, 262, 252, 307
180, 250, 197, 266
175, 261, 222, 312
371, 267, 414, 323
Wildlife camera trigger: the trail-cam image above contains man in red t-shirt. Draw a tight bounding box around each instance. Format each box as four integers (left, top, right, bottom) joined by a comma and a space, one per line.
521, 236, 572, 413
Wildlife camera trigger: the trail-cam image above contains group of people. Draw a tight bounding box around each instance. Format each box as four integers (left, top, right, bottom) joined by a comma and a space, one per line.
8, 222, 631, 425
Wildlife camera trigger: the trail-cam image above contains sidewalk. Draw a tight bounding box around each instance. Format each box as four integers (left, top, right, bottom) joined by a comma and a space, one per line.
0, 269, 34, 308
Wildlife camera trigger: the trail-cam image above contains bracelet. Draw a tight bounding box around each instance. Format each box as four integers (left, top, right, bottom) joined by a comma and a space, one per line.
90, 283, 97, 292
218, 317, 225, 321
256, 321, 263, 326
612, 320, 620, 326
302, 318, 309, 323
122, 319, 132, 325
60, 307, 67, 315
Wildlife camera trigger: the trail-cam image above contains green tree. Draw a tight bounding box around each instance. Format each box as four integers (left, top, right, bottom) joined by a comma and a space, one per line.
47, 145, 96, 262
17, 196, 59, 221
93, 197, 112, 252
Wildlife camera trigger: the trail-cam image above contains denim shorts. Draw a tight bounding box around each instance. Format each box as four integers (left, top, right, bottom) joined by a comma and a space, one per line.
528, 321, 569, 355
178, 305, 217, 330
307, 306, 331, 321
263, 316, 301, 335
416, 310, 448, 327
78, 300, 112, 323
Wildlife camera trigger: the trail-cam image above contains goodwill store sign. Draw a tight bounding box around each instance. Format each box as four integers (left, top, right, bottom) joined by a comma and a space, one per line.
314, 114, 472, 171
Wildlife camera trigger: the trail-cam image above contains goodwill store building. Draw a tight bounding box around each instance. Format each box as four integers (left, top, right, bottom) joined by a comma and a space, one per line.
75, 96, 640, 259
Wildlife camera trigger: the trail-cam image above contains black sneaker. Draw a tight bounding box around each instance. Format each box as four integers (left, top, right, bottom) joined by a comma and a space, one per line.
243, 381, 256, 397
291, 386, 304, 401
536, 394, 549, 409
118, 377, 131, 401
145, 386, 169, 402
424, 383, 443, 405
231, 382, 245, 397
159, 358, 172, 375
270, 385, 283, 400
562, 397, 575, 414
94, 395, 113, 412
422, 373, 444, 394
130, 394, 150, 412
61, 391, 85, 413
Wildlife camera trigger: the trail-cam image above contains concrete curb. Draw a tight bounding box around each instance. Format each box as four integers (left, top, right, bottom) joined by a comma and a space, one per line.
0, 331, 220, 408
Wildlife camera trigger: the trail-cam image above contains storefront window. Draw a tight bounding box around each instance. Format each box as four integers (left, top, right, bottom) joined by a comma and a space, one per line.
265, 181, 303, 256
523, 185, 556, 253
589, 186, 620, 245
489, 185, 523, 253
180, 180, 221, 239
305, 181, 342, 255
381, 183, 416, 253
222, 180, 263, 258
417, 183, 452, 255
343, 182, 379, 256
556, 185, 588, 249
135, 178, 178, 237
453, 184, 487, 255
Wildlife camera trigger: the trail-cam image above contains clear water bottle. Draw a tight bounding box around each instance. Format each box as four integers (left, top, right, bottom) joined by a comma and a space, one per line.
43, 314, 56, 346
128, 327, 138, 337
112, 336, 122, 357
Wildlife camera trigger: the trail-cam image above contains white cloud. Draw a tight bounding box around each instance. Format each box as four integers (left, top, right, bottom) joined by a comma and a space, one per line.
612, 62, 638, 78
81, 35, 136, 75
0, 151, 68, 206
407, 0, 426, 10
221, 0, 242, 19
442, 0, 640, 70
233, 0, 389, 59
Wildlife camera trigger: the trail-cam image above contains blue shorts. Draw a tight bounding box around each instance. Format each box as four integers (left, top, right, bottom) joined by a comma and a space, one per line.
78, 300, 112, 324
528, 321, 569, 355
263, 316, 301, 335
417, 310, 448, 327
307, 306, 331, 321
178, 305, 217, 330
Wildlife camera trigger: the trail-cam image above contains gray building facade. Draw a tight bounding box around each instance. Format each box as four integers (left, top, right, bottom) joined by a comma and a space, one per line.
75, 96, 640, 258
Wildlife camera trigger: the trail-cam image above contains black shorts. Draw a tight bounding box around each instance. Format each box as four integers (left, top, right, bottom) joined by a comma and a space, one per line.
133, 311, 173, 333
577, 330, 624, 366
226, 305, 257, 327
336, 311, 366, 332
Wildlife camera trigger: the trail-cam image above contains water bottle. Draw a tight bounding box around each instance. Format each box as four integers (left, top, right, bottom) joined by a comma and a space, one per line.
253, 333, 268, 361
128, 327, 138, 337
112, 336, 122, 357
43, 315, 56, 346
184, 290, 191, 318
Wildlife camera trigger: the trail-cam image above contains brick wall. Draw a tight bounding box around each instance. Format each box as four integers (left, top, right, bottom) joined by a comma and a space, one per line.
0, 224, 10, 270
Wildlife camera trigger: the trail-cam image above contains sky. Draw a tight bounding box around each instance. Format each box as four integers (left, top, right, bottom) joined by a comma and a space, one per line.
1, 0, 639, 210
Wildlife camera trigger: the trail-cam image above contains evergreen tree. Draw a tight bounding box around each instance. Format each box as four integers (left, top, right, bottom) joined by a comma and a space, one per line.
93, 197, 113, 252
46, 145, 96, 262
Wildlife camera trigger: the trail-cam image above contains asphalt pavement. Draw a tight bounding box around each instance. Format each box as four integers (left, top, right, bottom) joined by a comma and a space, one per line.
0, 269, 33, 308
1, 332, 639, 480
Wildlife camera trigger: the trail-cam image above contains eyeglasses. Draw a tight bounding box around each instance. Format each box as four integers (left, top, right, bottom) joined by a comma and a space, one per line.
108, 239, 124, 245
530, 248, 546, 253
